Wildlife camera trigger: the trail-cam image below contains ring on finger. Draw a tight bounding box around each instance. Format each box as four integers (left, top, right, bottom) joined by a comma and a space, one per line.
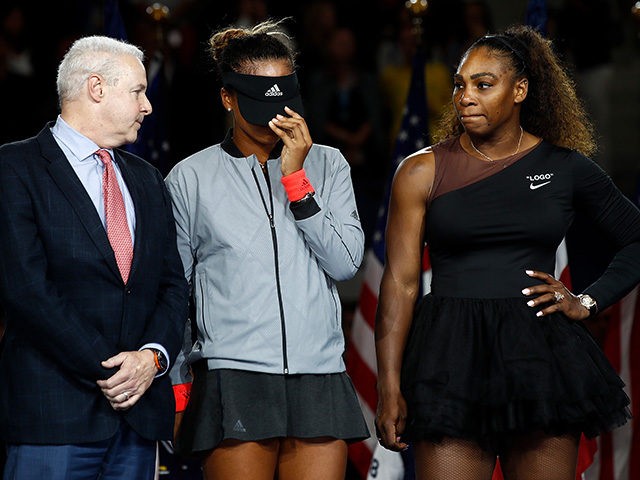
554, 291, 565, 303
122, 391, 130, 401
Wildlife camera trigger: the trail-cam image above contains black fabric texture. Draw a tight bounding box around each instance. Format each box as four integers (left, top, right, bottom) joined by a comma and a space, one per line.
399, 139, 639, 452
175, 365, 369, 457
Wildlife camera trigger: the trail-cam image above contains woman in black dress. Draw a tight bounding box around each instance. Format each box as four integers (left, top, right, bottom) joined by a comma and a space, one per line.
375, 24, 640, 480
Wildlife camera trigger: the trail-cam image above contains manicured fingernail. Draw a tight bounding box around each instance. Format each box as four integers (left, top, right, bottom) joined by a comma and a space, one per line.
527, 300, 535, 307
522, 288, 530, 295
536, 311, 543, 317
526, 270, 534, 275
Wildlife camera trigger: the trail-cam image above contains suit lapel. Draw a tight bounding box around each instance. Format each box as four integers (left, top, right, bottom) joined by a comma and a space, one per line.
39, 128, 122, 281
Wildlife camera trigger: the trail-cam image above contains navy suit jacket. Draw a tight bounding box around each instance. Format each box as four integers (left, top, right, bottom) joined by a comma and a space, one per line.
0, 124, 189, 444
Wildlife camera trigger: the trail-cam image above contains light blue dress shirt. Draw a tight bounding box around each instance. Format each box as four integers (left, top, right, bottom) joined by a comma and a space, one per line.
51, 115, 136, 241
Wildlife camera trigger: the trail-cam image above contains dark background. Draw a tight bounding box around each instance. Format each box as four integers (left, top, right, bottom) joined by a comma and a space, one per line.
1, 0, 638, 191
1, 0, 639, 478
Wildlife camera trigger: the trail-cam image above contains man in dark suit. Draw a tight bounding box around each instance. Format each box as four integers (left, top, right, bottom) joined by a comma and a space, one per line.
0, 36, 188, 479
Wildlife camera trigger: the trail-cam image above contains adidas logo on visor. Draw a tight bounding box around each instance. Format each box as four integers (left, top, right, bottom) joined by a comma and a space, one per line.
264, 84, 283, 97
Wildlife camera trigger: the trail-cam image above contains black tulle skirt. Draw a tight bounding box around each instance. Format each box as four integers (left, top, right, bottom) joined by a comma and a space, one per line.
401, 294, 631, 452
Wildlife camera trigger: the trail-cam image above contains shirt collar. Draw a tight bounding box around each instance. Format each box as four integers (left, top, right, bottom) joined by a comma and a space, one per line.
50, 115, 114, 163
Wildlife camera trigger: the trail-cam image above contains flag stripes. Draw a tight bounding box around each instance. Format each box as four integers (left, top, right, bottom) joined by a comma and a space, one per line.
346, 48, 429, 479
629, 290, 640, 480
347, 251, 383, 477
585, 286, 639, 480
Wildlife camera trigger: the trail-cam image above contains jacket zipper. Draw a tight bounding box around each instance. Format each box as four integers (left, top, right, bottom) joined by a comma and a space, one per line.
251, 163, 289, 374
198, 275, 212, 341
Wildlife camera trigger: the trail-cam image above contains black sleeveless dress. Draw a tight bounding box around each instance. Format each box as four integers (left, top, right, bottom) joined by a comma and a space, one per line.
401, 138, 639, 452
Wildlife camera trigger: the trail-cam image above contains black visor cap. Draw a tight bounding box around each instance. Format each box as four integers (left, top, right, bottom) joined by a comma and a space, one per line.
222, 72, 304, 126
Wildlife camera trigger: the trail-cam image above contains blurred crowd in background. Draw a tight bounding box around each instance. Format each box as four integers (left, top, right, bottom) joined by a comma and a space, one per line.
1, 0, 640, 350
1, 0, 639, 251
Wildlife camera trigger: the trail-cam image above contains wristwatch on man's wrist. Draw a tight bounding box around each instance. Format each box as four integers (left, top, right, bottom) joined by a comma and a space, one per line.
577, 294, 598, 317
150, 349, 168, 372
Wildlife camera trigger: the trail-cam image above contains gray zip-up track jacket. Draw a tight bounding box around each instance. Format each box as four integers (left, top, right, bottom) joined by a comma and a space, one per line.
166, 132, 364, 379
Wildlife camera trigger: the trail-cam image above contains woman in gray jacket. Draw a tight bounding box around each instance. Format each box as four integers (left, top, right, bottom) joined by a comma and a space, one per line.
166, 18, 369, 480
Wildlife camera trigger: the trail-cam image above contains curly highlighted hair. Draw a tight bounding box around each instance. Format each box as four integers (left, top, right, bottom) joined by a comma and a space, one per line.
434, 24, 596, 157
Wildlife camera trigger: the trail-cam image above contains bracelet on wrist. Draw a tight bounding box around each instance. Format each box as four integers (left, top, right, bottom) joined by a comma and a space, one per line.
292, 191, 315, 204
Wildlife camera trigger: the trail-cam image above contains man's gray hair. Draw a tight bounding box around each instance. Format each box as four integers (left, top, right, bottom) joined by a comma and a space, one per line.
56, 36, 145, 104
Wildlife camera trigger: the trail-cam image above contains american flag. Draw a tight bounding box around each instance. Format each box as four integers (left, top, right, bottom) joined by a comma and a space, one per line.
583, 284, 640, 480
563, 210, 640, 480
581, 177, 640, 480
345, 49, 429, 479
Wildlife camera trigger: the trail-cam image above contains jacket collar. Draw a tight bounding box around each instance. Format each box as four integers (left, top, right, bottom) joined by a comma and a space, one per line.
220, 128, 283, 160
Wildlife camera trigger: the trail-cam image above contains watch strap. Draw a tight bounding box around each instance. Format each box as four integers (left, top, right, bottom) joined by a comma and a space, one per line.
150, 348, 168, 372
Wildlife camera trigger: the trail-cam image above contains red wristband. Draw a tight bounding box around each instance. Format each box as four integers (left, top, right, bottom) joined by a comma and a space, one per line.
173, 383, 192, 413
281, 168, 315, 202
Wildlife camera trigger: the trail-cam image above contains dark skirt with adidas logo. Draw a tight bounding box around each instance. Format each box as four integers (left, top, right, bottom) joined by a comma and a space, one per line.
174, 363, 370, 457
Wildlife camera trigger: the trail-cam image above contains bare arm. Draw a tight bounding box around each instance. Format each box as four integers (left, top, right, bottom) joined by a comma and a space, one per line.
375, 149, 434, 450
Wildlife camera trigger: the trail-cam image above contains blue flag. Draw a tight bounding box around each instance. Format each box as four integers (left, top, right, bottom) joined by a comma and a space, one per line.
103, 1, 172, 174
127, 54, 173, 175
371, 50, 429, 264
525, 0, 548, 35
104, 0, 128, 41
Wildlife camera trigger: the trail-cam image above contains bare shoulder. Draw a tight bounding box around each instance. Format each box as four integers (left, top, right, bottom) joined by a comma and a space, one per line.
394, 146, 436, 192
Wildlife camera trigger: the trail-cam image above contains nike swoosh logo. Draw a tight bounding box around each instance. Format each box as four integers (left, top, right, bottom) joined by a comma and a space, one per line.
530, 181, 551, 190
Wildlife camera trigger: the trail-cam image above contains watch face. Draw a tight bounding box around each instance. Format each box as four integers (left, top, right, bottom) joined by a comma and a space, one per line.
580, 295, 596, 310
153, 350, 167, 370
157, 352, 167, 369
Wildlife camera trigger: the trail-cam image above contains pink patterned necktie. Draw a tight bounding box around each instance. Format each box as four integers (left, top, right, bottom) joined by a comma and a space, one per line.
96, 149, 133, 282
